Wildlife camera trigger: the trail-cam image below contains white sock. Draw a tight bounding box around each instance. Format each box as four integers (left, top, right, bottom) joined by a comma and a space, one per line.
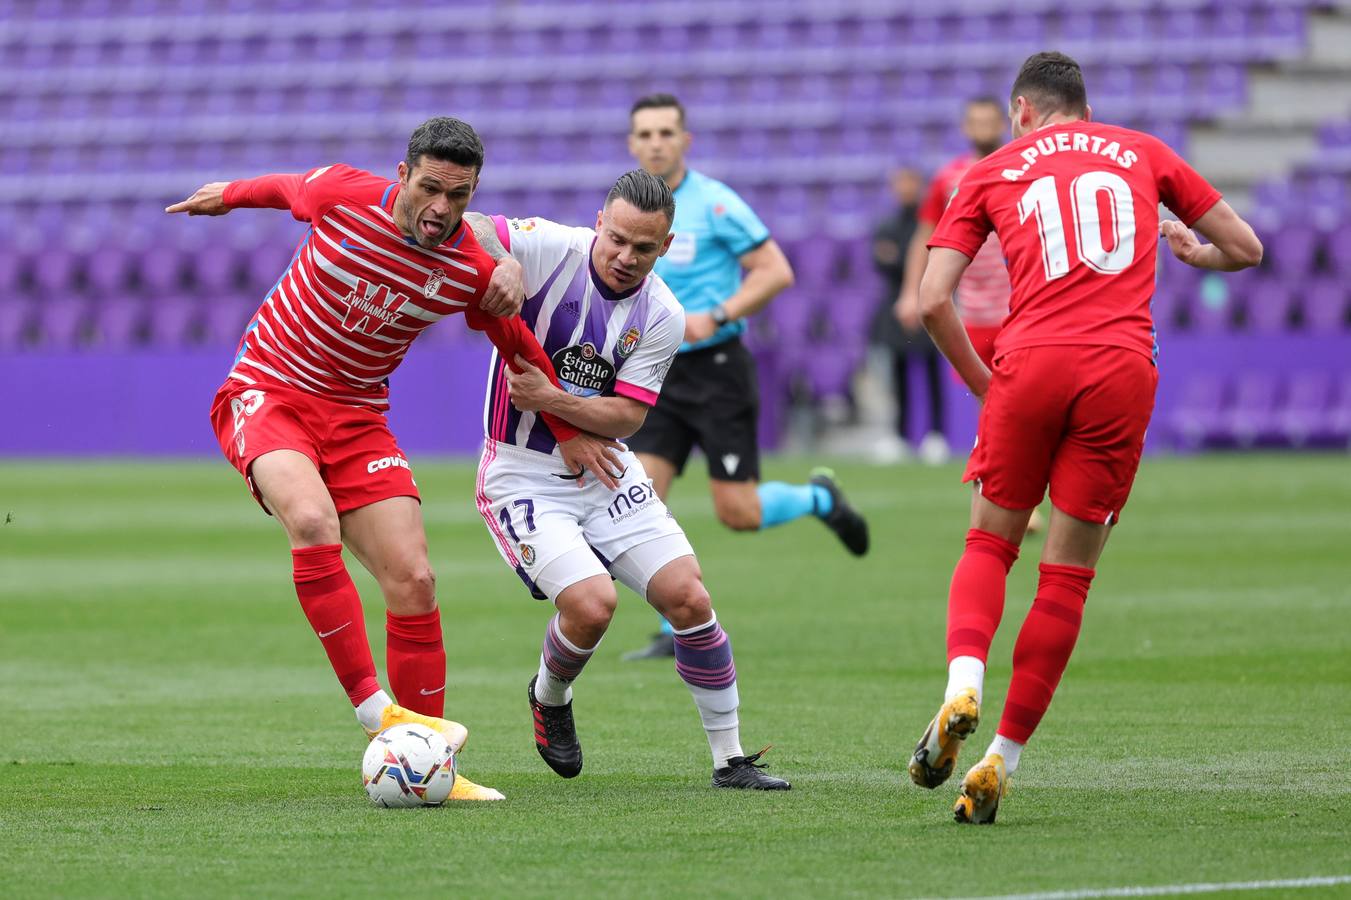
533, 655, 573, 707
987, 733, 1024, 774
687, 682, 742, 768
945, 655, 986, 704
356, 689, 393, 733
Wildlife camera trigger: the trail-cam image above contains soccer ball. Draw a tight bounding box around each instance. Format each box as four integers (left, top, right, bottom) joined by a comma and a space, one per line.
361, 724, 457, 808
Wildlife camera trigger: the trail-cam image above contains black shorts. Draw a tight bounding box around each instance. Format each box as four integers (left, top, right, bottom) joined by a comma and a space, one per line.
627, 337, 760, 482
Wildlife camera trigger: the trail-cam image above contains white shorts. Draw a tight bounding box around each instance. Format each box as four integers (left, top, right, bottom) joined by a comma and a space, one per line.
475, 439, 693, 601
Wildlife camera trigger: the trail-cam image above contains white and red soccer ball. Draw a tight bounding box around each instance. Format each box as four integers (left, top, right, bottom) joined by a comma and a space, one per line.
361, 724, 456, 808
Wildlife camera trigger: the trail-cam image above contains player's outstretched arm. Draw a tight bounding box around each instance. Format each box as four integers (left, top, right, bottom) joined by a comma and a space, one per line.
920, 247, 990, 399
1161, 202, 1263, 272
165, 182, 232, 216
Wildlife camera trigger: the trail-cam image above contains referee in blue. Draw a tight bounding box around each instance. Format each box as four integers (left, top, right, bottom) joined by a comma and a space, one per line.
623, 94, 869, 660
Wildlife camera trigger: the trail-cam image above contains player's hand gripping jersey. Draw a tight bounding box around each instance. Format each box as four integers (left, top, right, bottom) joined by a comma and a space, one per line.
221, 164, 575, 438
484, 215, 686, 456
928, 122, 1221, 362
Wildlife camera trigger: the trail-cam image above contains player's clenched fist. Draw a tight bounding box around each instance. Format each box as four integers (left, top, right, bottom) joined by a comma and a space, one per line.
1159, 219, 1202, 266
165, 182, 232, 216
481, 255, 526, 318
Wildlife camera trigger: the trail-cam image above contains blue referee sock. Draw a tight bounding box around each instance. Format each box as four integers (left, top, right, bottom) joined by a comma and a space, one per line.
757, 481, 833, 530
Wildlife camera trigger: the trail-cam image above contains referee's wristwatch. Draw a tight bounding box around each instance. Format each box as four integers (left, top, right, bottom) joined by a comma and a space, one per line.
710, 305, 731, 327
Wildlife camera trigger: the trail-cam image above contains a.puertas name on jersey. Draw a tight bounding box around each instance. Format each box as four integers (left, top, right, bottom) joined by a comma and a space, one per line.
551, 342, 615, 397
1002, 131, 1139, 182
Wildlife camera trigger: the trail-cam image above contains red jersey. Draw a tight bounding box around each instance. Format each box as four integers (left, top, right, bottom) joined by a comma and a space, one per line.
919, 153, 1011, 328
929, 121, 1221, 362
221, 165, 577, 439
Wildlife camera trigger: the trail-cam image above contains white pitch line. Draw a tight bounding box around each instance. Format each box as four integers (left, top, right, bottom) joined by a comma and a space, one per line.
937, 874, 1351, 900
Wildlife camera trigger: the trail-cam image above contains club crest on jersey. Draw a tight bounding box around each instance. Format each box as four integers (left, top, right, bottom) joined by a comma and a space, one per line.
342, 278, 409, 337
615, 326, 641, 359
520, 544, 536, 567
423, 268, 446, 299
552, 343, 615, 397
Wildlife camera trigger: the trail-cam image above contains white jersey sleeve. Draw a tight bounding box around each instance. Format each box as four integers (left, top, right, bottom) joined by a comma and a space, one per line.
613, 278, 685, 407
493, 216, 589, 296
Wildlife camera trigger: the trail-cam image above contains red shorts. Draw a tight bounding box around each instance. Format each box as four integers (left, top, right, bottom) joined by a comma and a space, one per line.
209, 379, 419, 515
963, 346, 1158, 524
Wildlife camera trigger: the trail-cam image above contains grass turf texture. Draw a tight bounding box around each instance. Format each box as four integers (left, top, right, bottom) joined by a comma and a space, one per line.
1, 454, 1348, 899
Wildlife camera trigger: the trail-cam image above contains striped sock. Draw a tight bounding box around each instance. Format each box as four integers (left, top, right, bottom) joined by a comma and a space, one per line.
674, 615, 743, 768
534, 613, 596, 707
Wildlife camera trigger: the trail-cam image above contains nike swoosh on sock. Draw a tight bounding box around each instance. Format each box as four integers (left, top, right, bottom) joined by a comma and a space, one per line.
318, 621, 351, 639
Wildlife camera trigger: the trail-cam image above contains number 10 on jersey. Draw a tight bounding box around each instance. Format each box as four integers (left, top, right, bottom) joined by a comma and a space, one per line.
1018, 171, 1137, 281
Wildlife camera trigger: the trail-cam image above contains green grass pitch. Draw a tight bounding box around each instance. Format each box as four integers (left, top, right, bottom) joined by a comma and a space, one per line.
1, 454, 1348, 898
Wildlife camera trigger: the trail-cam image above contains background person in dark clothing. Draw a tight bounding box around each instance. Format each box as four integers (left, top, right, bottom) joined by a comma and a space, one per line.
870, 167, 945, 463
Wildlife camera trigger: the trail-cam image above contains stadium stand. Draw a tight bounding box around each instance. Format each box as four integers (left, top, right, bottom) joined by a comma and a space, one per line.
1, 0, 1348, 450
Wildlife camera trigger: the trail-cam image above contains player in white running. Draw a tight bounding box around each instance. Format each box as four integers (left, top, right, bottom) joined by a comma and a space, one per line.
463, 171, 790, 789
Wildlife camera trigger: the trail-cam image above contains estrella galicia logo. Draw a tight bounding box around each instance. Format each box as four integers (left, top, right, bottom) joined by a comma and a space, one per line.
552, 342, 615, 396
615, 326, 641, 359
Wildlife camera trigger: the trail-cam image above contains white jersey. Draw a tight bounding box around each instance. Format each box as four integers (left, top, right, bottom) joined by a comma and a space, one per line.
481, 216, 685, 457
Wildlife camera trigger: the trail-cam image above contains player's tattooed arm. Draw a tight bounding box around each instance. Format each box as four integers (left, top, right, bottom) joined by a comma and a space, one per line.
465, 212, 525, 317
465, 211, 510, 260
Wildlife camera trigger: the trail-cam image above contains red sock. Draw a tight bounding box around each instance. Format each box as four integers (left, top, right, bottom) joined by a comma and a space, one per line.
292, 544, 380, 707
997, 563, 1094, 743
946, 529, 1021, 663
386, 610, 446, 717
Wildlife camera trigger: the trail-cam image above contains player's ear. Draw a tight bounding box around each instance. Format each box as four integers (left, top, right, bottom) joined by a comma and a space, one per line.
626, 129, 640, 158
595, 208, 605, 230
659, 231, 675, 257
1083, 104, 1093, 122
681, 130, 692, 154
397, 160, 409, 184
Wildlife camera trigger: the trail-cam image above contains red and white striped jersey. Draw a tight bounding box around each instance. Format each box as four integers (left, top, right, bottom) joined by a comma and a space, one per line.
221, 165, 575, 438
919, 153, 1012, 328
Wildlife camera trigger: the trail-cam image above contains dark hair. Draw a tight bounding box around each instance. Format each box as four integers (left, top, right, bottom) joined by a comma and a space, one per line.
630, 93, 686, 129
605, 169, 675, 224
1009, 51, 1088, 116
965, 96, 1004, 113
406, 116, 485, 172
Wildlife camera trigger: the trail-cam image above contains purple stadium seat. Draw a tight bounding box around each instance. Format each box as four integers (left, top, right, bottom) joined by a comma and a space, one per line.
147, 296, 200, 347
1277, 371, 1334, 446
0, 300, 33, 350
1268, 225, 1319, 277
36, 297, 89, 348
1221, 372, 1282, 447
1330, 374, 1351, 444
1302, 279, 1348, 333
1168, 373, 1228, 449
93, 297, 147, 349
806, 345, 861, 401
1245, 279, 1294, 333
